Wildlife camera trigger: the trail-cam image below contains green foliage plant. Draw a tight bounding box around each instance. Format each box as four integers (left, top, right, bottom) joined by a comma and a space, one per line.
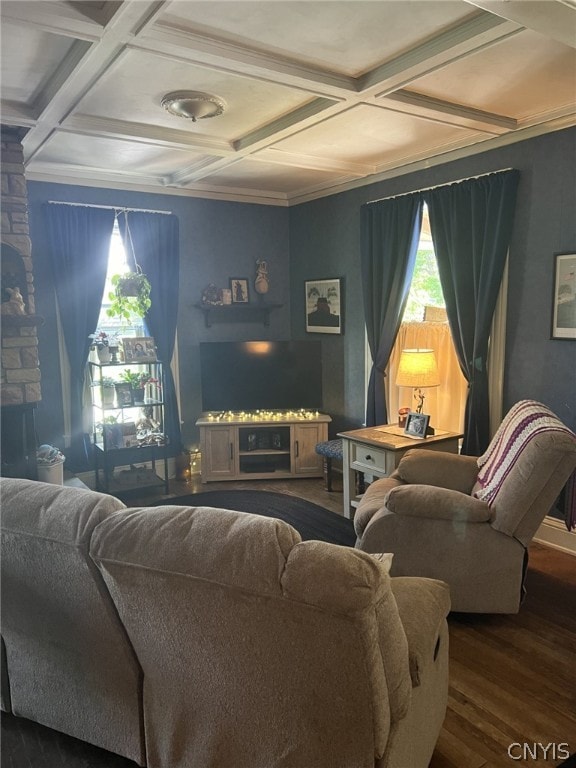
107, 271, 151, 319
119, 369, 155, 389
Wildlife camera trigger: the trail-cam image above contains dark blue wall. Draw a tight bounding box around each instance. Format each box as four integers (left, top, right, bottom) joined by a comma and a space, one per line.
27, 183, 290, 449
26, 126, 576, 453
290, 126, 576, 434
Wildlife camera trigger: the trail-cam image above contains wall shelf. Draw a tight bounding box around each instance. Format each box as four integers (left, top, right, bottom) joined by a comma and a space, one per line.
194, 302, 282, 327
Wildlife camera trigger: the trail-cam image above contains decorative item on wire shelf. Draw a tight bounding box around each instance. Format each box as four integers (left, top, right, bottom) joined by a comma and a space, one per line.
89, 330, 111, 363
89, 331, 121, 363
122, 336, 157, 362
118, 369, 160, 404
136, 406, 167, 447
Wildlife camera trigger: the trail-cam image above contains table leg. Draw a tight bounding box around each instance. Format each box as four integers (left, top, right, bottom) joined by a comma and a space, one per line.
341, 439, 354, 519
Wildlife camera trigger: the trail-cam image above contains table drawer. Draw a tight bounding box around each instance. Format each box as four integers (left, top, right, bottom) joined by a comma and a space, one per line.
350, 443, 392, 474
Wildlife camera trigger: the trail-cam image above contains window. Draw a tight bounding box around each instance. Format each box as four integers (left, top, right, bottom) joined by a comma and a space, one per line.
386, 205, 467, 433
95, 219, 146, 341
402, 209, 445, 322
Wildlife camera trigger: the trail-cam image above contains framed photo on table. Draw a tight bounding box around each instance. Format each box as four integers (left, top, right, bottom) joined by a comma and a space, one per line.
404, 412, 430, 439
122, 336, 157, 362
551, 252, 576, 339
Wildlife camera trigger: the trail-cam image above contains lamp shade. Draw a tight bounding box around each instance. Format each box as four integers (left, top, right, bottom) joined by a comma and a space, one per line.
396, 349, 440, 388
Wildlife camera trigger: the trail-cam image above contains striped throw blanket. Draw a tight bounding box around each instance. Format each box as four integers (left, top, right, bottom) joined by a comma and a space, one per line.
474, 400, 576, 506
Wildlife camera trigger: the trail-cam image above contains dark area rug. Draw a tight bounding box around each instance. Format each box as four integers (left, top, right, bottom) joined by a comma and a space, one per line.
153, 490, 356, 547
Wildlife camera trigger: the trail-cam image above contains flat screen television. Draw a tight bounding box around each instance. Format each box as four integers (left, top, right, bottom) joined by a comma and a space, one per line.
199, 340, 323, 412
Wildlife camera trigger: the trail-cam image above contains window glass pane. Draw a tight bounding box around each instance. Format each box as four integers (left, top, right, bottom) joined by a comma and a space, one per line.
96, 220, 146, 342
403, 204, 445, 322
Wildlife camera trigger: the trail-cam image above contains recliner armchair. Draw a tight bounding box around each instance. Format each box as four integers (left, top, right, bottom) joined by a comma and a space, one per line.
354, 400, 576, 613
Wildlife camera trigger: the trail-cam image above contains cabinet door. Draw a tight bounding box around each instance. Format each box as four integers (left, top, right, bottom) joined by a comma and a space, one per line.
201, 426, 236, 480
293, 423, 326, 475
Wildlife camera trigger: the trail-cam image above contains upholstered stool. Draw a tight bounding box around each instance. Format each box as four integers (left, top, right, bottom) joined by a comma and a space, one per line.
315, 439, 343, 492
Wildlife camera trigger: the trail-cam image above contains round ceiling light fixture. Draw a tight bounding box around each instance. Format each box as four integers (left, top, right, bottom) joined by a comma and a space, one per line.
161, 91, 226, 122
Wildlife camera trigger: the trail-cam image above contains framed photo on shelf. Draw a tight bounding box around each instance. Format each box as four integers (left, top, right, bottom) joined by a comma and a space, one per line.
102, 423, 123, 450
114, 383, 133, 407
551, 252, 576, 339
230, 277, 250, 303
404, 412, 429, 439
305, 278, 342, 334
122, 336, 157, 362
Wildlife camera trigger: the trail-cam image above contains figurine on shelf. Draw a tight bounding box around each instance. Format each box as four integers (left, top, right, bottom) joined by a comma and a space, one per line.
254, 260, 269, 295
1, 286, 26, 315
201, 283, 222, 306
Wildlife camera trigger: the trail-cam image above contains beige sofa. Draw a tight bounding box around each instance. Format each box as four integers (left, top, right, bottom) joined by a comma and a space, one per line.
0, 478, 146, 765
1, 478, 451, 768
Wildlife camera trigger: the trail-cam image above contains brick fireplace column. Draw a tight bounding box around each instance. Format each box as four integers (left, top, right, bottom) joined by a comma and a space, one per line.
1, 125, 43, 478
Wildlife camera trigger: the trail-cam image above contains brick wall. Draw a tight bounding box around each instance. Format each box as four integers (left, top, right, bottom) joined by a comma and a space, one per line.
1, 126, 42, 406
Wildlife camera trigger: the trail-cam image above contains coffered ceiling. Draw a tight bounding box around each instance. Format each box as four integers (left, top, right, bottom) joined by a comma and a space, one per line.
1, 0, 575, 206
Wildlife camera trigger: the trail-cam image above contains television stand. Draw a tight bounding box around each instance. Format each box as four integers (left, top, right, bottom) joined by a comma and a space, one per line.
196, 411, 331, 482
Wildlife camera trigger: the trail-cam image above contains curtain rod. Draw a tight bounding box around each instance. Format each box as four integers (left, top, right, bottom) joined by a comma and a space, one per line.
47, 200, 172, 215
366, 167, 515, 206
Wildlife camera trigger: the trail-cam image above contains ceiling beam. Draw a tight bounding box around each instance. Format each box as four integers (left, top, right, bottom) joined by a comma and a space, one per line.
382, 90, 517, 133
463, 0, 576, 48
364, 12, 524, 95
252, 148, 374, 177
63, 114, 233, 154
133, 23, 356, 98
21, 2, 169, 161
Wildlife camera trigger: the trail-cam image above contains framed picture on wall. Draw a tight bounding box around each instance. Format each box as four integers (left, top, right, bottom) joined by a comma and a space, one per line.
551, 252, 576, 339
305, 278, 342, 335
230, 278, 250, 304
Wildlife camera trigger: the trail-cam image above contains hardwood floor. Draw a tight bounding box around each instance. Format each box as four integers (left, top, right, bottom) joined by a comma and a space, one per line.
431, 541, 576, 768
2, 476, 575, 767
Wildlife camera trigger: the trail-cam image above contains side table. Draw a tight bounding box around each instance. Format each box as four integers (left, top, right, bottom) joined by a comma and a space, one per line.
338, 424, 462, 518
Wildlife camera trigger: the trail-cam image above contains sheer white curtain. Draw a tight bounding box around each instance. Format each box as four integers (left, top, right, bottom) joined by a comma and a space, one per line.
386, 321, 467, 434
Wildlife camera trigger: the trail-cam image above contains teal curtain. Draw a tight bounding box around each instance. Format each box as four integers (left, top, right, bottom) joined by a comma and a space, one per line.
45, 204, 115, 469
425, 170, 520, 454
361, 194, 423, 426
119, 212, 182, 452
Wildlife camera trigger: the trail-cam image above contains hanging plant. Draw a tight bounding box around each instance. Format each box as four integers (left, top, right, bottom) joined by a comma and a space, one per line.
107, 269, 151, 319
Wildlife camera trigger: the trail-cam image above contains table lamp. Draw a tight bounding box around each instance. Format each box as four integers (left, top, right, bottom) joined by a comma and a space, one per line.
396, 348, 440, 416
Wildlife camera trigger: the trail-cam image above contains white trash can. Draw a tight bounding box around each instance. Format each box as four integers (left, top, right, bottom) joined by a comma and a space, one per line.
36, 444, 66, 485
37, 459, 65, 485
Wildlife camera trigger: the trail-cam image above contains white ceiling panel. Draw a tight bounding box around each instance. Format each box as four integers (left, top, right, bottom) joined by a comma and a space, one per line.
192, 157, 344, 194
412, 30, 576, 120
1, 0, 574, 205
162, 1, 473, 77
33, 132, 206, 176
76, 48, 316, 140
0, 21, 77, 104
272, 105, 479, 165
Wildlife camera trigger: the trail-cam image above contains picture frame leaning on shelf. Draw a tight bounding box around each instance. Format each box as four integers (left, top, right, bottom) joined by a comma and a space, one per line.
122, 336, 157, 362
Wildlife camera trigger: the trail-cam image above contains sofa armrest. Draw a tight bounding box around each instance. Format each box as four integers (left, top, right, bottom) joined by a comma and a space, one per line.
390, 577, 450, 687
396, 450, 479, 494
385, 484, 493, 523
